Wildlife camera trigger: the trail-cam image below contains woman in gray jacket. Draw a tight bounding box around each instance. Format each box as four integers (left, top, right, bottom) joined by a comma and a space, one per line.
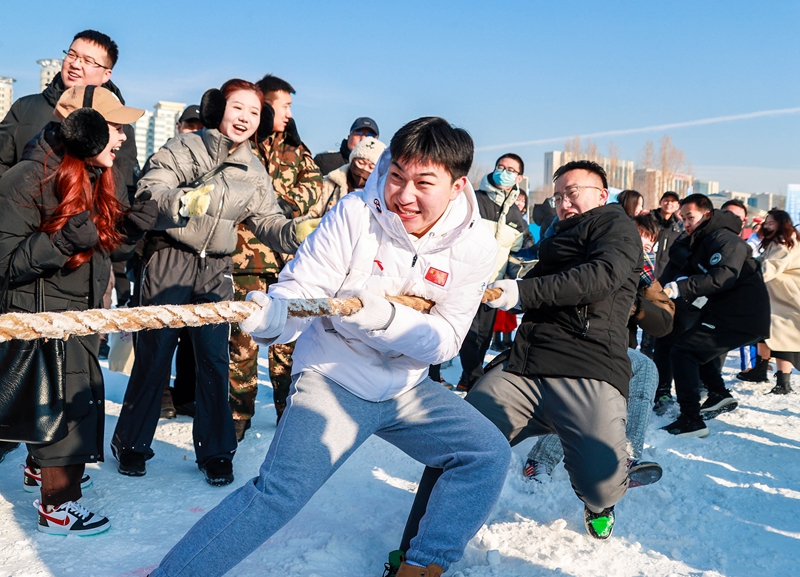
111, 79, 300, 486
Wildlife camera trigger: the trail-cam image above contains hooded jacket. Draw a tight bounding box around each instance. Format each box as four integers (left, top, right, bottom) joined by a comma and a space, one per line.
673, 209, 770, 337
139, 128, 298, 257
0, 123, 135, 311
475, 174, 532, 281
0, 73, 138, 196
506, 203, 643, 397
264, 149, 498, 402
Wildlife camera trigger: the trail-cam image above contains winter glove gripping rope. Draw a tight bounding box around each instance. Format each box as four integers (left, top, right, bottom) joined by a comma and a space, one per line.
485, 279, 521, 311
339, 289, 396, 332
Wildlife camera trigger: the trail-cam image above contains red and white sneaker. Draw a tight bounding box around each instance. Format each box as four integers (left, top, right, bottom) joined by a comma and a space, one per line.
23, 465, 92, 493
35, 499, 110, 536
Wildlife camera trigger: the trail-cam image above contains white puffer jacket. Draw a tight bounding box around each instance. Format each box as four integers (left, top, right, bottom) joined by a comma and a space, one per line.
265, 150, 498, 401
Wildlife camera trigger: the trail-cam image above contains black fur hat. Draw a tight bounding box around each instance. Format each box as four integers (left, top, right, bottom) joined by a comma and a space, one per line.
60, 108, 109, 159
199, 88, 226, 129
256, 102, 275, 142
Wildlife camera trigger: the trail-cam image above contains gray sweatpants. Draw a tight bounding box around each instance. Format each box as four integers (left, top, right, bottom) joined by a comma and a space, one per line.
527, 348, 658, 473
467, 362, 629, 511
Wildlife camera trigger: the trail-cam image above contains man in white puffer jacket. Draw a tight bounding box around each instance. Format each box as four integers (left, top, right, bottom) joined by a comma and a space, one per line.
148, 117, 510, 577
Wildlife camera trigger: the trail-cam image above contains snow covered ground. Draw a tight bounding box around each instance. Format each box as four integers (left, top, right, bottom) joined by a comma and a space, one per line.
1, 349, 799, 577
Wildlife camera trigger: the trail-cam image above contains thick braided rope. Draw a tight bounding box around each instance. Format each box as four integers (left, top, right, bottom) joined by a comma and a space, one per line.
0, 288, 503, 343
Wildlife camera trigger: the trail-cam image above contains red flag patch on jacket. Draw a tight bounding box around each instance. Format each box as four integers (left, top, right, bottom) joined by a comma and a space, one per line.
424, 267, 449, 286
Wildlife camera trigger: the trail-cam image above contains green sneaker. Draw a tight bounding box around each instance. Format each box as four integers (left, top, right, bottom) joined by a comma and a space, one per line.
382, 550, 405, 577
584, 505, 615, 540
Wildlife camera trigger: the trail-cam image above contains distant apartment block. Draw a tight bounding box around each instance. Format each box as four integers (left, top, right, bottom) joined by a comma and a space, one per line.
0, 76, 14, 119
786, 185, 800, 226
38, 59, 62, 91
692, 179, 719, 197
544, 151, 635, 195
134, 101, 186, 167
633, 169, 693, 209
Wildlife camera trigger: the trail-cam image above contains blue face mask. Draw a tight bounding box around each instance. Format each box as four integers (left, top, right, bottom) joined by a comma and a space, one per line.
493, 169, 518, 188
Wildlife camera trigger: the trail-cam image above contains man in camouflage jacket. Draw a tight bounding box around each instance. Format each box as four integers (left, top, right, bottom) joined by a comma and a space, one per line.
230, 74, 322, 436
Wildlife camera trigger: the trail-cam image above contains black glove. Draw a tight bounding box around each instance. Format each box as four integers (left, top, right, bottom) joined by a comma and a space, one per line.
51, 210, 99, 255
124, 191, 158, 239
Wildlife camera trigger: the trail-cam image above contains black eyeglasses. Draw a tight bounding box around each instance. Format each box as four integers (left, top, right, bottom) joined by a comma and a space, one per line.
548, 185, 604, 208
62, 50, 110, 70
495, 165, 519, 175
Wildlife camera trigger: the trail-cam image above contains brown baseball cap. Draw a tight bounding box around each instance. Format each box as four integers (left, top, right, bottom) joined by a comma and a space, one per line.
54, 86, 144, 125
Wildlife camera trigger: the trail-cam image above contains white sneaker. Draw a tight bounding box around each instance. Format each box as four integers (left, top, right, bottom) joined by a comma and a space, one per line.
23, 465, 92, 493
35, 500, 110, 536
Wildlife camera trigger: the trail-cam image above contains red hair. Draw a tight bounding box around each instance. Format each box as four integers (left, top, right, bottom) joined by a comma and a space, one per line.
39, 152, 125, 269
221, 79, 263, 102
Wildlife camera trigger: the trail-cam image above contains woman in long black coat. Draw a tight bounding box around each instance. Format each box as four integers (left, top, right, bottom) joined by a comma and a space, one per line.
0, 85, 153, 535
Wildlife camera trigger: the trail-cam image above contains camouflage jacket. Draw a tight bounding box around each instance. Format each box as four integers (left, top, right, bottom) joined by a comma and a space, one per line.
232, 130, 322, 275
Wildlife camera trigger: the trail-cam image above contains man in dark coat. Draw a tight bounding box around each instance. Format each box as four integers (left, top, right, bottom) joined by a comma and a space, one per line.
313, 116, 378, 176
651, 191, 682, 279
661, 193, 770, 437
0, 29, 137, 195
399, 160, 642, 544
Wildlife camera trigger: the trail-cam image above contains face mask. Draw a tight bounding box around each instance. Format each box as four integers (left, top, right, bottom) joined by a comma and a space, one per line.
493, 169, 517, 188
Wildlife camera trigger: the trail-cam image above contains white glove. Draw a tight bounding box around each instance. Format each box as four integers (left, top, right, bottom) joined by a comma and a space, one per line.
179, 183, 214, 218
240, 291, 288, 339
486, 279, 521, 311
664, 281, 680, 300
340, 289, 395, 332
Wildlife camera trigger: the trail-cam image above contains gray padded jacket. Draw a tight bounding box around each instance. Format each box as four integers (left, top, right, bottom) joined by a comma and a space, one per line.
139, 128, 298, 256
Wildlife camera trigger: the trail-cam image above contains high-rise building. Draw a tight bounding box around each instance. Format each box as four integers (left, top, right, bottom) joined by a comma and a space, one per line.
0, 76, 14, 119
633, 169, 693, 209
692, 179, 719, 197
37, 59, 62, 91
786, 185, 800, 226
134, 101, 186, 167
544, 151, 634, 197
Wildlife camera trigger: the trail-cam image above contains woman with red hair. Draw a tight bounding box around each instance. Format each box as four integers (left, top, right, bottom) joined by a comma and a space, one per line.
0, 85, 151, 535
111, 79, 301, 487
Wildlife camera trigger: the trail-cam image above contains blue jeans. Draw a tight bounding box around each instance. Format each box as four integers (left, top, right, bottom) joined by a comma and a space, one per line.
527, 348, 658, 473
150, 370, 511, 576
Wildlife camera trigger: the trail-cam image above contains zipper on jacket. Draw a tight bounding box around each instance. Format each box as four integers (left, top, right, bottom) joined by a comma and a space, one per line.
411, 254, 418, 267
198, 183, 227, 269
578, 305, 590, 338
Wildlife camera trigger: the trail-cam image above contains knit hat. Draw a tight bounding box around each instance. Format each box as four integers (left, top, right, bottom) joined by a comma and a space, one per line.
349, 137, 386, 165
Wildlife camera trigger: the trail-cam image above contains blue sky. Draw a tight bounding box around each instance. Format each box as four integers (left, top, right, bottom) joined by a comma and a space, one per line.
1, 1, 798, 195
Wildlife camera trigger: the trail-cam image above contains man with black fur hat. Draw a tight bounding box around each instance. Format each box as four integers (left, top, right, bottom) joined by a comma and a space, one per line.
313, 116, 379, 176
228, 74, 322, 440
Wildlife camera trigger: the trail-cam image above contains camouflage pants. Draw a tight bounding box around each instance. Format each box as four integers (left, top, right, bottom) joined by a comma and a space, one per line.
229, 274, 294, 421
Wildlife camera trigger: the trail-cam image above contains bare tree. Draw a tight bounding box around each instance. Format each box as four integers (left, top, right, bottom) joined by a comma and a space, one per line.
468, 161, 492, 191
607, 141, 620, 188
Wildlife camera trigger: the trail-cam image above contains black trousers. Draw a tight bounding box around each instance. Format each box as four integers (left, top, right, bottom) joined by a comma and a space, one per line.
458, 303, 497, 389
671, 322, 760, 418
112, 249, 236, 467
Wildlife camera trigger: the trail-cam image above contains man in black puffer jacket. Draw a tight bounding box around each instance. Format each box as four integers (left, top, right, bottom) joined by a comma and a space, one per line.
661, 193, 770, 437
399, 160, 642, 543
0, 30, 137, 195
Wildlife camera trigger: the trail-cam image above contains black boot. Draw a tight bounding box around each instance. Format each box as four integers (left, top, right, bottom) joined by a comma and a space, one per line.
501, 332, 513, 350
737, 356, 769, 382
769, 372, 793, 395
489, 333, 504, 352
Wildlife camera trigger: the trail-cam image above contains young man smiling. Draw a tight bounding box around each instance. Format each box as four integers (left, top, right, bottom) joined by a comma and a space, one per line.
0, 30, 137, 185
147, 117, 509, 577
